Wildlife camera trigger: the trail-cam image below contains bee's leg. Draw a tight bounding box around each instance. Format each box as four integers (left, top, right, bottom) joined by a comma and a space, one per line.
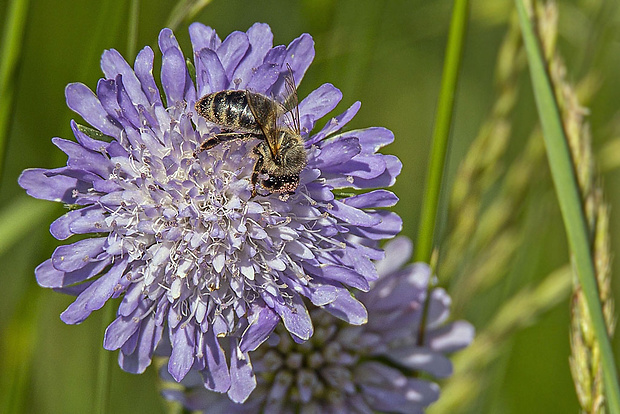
251, 147, 265, 198
195, 132, 261, 154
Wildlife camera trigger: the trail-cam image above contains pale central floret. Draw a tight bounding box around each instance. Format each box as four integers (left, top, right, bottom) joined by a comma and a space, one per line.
106, 127, 319, 336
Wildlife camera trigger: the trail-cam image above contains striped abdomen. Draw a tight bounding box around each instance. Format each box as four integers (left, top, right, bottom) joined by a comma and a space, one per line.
195, 90, 274, 134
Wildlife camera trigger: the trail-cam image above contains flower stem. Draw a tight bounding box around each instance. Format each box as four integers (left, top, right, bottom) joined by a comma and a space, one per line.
516, 1, 620, 412
0, 0, 30, 186
414, 0, 470, 264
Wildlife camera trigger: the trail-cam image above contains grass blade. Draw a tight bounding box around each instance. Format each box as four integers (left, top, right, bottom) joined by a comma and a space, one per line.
0, 0, 30, 185
516, 1, 620, 412
414, 0, 470, 264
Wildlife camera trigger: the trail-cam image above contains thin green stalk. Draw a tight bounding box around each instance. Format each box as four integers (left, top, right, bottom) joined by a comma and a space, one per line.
0, 0, 30, 186
414, 0, 470, 264
516, 1, 620, 412
127, 0, 140, 61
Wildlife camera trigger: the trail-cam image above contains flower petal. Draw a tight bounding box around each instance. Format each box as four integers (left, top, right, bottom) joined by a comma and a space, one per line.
385, 345, 454, 378
217, 31, 249, 80
306, 101, 361, 146
189, 22, 221, 54
65, 83, 121, 138
101, 48, 150, 108
201, 329, 232, 393
118, 316, 163, 374
273, 293, 313, 341
52, 138, 110, 178
328, 200, 381, 227
18, 168, 88, 204
35, 257, 110, 288
195, 49, 227, 96
356, 362, 440, 411
298, 83, 342, 134
425, 320, 475, 353
323, 289, 368, 325
347, 210, 403, 241
227, 341, 256, 403
283, 33, 315, 85
134, 46, 163, 106
374, 236, 413, 277
161, 46, 192, 106
51, 238, 107, 272
239, 305, 280, 353
343, 126, 395, 154
313, 137, 361, 168
60, 257, 129, 324
343, 189, 399, 209
233, 23, 273, 89
104, 310, 143, 350
168, 323, 196, 382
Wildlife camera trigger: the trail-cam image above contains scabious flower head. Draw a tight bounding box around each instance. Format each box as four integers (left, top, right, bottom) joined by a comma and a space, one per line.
161, 236, 475, 413
18, 23, 402, 402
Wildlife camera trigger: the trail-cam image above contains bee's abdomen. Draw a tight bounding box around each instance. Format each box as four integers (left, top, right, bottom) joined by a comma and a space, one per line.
196, 90, 260, 133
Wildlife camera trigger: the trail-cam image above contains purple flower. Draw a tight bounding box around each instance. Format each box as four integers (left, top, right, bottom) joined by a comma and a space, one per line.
161, 236, 475, 413
18, 23, 402, 402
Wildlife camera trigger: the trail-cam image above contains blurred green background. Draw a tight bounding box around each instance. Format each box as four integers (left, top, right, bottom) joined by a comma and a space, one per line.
1, 0, 619, 413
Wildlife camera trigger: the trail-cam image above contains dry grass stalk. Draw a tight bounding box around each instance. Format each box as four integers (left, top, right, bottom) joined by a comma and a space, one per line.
440, 11, 526, 285
532, 1, 616, 412
440, 12, 547, 312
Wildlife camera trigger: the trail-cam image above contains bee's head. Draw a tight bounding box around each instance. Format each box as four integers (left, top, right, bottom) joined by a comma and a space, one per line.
254, 132, 306, 195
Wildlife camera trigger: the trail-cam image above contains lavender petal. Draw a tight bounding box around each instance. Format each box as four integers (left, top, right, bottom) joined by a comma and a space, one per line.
202, 329, 231, 392
168, 323, 196, 382
239, 305, 280, 353
60, 257, 128, 324
323, 289, 368, 325
227, 342, 256, 403
217, 31, 249, 80
65, 83, 121, 138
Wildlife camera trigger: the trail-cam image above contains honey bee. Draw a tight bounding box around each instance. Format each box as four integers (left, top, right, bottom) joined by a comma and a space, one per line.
194, 67, 307, 197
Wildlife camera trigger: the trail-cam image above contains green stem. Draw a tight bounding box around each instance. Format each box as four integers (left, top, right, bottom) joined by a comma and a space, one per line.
0, 0, 30, 186
414, 0, 470, 264
516, 1, 620, 412
127, 0, 140, 61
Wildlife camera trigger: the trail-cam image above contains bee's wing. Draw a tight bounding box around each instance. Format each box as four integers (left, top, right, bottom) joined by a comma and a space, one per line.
246, 92, 280, 159
280, 64, 301, 136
